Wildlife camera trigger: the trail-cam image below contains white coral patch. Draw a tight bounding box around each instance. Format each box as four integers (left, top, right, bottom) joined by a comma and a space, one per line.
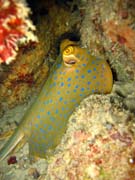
6, 49, 17, 64
1, 0, 10, 9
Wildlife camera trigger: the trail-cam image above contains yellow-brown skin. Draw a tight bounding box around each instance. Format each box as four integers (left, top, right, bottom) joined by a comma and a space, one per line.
0, 39, 113, 160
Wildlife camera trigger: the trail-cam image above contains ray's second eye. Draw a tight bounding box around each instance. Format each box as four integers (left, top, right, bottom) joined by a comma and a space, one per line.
65, 60, 76, 65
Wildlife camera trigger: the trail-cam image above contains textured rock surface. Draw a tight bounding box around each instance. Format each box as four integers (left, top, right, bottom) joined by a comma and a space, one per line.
45, 95, 135, 180
80, 0, 135, 113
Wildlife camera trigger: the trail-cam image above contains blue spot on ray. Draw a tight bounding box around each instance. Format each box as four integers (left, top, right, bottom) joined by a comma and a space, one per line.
53, 82, 56, 86
64, 114, 67, 118
60, 82, 64, 86
49, 84, 53, 88
75, 103, 79, 107
48, 125, 52, 131
55, 109, 58, 114
93, 76, 96, 79
49, 99, 53, 103
35, 124, 38, 128
57, 91, 61, 95
81, 75, 85, 79
81, 88, 85, 91
60, 114, 63, 117
37, 115, 41, 119
68, 84, 71, 87
76, 69, 79, 73
67, 77, 71, 81
87, 50, 90, 54
92, 60, 95, 64
82, 63, 86, 67
59, 97, 63, 102
87, 69, 91, 73
75, 85, 79, 88
40, 128, 45, 133
47, 111, 50, 115
71, 99, 76, 102
88, 81, 91, 85
57, 64, 61, 68
50, 117, 55, 122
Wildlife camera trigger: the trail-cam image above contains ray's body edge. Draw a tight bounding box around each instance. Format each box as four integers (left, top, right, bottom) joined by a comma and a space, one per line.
0, 55, 63, 161
0, 43, 113, 161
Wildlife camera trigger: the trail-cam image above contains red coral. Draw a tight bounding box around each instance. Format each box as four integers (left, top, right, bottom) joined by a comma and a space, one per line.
0, 0, 23, 63
0, 0, 37, 64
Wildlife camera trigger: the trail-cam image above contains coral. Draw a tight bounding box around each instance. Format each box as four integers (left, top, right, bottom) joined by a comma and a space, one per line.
45, 95, 135, 180
0, 0, 38, 64
103, 20, 135, 60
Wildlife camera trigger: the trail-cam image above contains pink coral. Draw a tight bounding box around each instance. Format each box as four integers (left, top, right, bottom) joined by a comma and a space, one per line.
0, 0, 38, 64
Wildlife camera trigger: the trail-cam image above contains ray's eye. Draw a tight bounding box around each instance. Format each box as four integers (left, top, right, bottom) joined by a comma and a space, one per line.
62, 45, 78, 67
63, 46, 74, 55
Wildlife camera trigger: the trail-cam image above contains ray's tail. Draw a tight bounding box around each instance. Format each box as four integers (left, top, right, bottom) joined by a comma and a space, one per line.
0, 128, 24, 161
